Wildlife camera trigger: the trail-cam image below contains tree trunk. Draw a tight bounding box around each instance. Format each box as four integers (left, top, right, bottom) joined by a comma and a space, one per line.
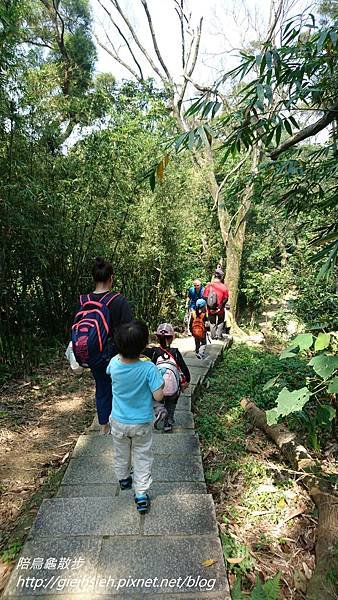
241, 398, 338, 600
225, 181, 253, 320
224, 148, 258, 319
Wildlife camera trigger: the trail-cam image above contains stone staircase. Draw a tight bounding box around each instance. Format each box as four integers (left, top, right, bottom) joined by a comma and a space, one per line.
4, 340, 231, 599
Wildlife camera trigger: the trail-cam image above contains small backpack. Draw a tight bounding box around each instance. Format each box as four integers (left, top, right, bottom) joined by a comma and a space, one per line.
156, 350, 180, 397
191, 310, 206, 339
207, 286, 218, 310
71, 292, 119, 369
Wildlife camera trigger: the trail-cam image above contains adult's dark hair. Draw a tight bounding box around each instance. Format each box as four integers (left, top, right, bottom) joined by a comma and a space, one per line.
92, 257, 113, 283
114, 320, 149, 359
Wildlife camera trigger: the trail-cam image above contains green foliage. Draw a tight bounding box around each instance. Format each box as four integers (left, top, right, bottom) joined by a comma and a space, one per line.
1, 1, 337, 383
173, 13, 338, 279
315, 332, 331, 351
308, 353, 338, 379
232, 574, 281, 599
264, 331, 337, 445
251, 574, 281, 600
1, 540, 23, 563
205, 466, 224, 484
195, 346, 307, 597
239, 197, 338, 330
0, 6, 220, 375
286, 333, 314, 352
266, 387, 311, 425
195, 344, 309, 466
221, 532, 255, 574
328, 377, 338, 393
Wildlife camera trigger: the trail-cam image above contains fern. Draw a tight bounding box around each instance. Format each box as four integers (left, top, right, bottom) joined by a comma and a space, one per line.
250, 577, 267, 600
263, 573, 281, 600
232, 573, 281, 600
231, 577, 244, 600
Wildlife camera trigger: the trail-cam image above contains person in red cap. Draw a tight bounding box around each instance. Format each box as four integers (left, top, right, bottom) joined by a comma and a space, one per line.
203, 268, 229, 340
143, 323, 190, 433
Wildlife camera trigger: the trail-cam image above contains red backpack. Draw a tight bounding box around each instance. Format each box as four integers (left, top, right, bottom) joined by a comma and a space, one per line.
72, 292, 119, 368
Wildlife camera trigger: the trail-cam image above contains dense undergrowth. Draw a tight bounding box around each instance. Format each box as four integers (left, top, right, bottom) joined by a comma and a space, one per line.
194, 343, 330, 598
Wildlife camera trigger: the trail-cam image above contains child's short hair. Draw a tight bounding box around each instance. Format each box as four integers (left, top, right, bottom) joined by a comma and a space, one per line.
155, 323, 175, 348
114, 320, 149, 359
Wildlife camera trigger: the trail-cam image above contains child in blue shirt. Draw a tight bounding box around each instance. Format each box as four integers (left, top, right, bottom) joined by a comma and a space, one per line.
106, 320, 164, 514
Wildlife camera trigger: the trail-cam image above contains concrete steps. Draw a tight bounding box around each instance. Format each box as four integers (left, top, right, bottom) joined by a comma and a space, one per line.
4, 338, 231, 599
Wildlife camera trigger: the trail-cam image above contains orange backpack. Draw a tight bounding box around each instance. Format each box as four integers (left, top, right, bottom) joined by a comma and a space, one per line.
191, 310, 205, 339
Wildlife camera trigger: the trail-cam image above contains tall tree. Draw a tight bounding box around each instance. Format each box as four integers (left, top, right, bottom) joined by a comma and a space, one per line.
173, 6, 338, 302
94, 0, 294, 322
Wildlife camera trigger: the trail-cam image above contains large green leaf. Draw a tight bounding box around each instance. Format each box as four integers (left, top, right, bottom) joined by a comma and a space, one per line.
279, 333, 313, 359
314, 332, 331, 351
327, 377, 338, 393
291, 333, 314, 351
266, 386, 311, 425
308, 355, 338, 380
266, 407, 280, 424
279, 349, 297, 360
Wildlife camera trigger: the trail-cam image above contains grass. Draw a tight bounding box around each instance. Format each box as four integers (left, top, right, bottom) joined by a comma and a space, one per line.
194, 342, 314, 596
195, 343, 309, 477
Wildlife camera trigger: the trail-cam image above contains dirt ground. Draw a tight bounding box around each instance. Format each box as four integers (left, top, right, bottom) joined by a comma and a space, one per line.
0, 360, 95, 594
204, 430, 319, 598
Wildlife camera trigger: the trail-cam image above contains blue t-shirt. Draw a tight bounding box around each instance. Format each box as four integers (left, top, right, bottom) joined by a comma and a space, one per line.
106, 355, 163, 424
188, 285, 205, 309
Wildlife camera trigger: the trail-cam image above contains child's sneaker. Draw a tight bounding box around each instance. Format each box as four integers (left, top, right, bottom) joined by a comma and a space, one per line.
119, 476, 132, 490
134, 492, 150, 513
153, 405, 168, 430
163, 421, 173, 433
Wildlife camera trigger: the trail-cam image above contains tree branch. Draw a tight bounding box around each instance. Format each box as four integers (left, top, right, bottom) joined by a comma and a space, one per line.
270, 101, 338, 159
140, 0, 173, 84
184, 75, 229, 107
97, 0, 144, 80
40, 0, 70, 94
22, 39, 54, 50
179, 17, 203, 108
107, 0, 167, 85
174, 0, 186, 70
265, 0, 284, 44
186, 17, 203, 79
94, 33, 141, 81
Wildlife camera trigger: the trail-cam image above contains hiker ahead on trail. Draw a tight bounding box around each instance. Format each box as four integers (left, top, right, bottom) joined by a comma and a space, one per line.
72, 257, 132, 434
203, 267, 229, 340
143, 323, 190, 433
185, 279, 204, 335
191, 298, 208, 360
